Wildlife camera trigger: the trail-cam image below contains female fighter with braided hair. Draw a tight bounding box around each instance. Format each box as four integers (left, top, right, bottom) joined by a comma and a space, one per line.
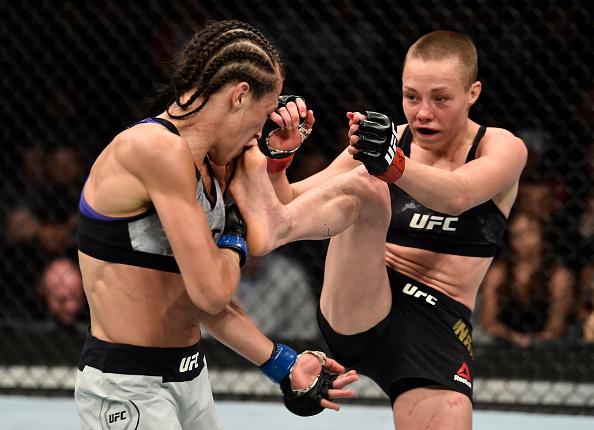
74, 20, 356, 430
234, 30, 527, 429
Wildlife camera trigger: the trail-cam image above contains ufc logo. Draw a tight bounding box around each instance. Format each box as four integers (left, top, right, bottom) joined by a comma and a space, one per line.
384, 123, 398, 164
108, 411, 126, 424
402, 283, 437, 305
410, 213, 458, 231
179, 352, 200, 373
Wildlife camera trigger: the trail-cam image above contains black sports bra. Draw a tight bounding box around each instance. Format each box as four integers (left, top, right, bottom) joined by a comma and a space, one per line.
77, 118, 226, 273
386, 126, 506, 257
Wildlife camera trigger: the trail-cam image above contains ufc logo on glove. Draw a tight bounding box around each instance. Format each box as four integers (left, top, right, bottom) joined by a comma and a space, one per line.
353, 111, 405, 183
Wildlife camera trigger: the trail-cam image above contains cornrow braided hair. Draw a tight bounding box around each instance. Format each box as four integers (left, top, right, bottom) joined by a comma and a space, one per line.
165, 20, 283, 120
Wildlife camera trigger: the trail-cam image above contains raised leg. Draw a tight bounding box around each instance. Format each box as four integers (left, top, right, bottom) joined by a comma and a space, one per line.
230, 148, 393, 334
229, 147, 385, 255
318, 168, 393, 335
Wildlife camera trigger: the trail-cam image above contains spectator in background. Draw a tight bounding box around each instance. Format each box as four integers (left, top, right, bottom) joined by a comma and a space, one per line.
4, 145, 83, 262
5, 206, 40, 247
514, 175, 572, 268
576, 83, 594, 130
3, 145, 47, 246
236, 251, 319, 341
33, 145, 84, 259
516, 127, 566, 217
559, 174, 594, 274
1, 206, 45, 320
1, 145, 47, 209
479, 212, 574, 347
37, 258, 87, 329
578, 263, 594, 343
516, 177, 558, 219
1, 146, 48, 320
1, 145, 85, 321
574, 193, 594, 262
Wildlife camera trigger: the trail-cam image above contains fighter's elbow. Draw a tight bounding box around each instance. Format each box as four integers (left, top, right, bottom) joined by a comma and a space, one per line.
195, 292, 232, 315
187, 280, 235, 315
441, 196, 469, 216
201, 300, 229, 315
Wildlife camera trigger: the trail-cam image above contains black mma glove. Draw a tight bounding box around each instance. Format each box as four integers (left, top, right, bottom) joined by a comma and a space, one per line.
216, 203, 248, 267
280, 368, 339, 417
259, 344, 338, 417
258, 95, 312, 160
353, 111, 405, 183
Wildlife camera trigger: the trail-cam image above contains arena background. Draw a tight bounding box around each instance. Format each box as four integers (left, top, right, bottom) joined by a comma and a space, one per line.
1, 0, 593, 418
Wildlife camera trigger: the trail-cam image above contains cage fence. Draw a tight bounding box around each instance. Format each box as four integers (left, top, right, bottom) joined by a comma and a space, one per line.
1, 0, 593, 414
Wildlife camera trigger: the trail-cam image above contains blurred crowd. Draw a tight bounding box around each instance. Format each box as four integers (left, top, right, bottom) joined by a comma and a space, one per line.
1, 2, 592, 354
476, 109, 594, 347
1, 145, 86, 332
1, 123, 592, 349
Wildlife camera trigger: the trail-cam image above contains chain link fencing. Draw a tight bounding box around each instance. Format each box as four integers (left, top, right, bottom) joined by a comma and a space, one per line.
1, 0, 593, 414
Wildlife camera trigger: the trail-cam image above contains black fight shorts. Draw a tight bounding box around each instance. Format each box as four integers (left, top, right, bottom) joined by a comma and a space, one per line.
317, 269, 474, 403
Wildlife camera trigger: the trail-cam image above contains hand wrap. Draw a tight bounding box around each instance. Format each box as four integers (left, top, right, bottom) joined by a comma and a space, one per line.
216, 203, 248, 267
353, 111, 405, 183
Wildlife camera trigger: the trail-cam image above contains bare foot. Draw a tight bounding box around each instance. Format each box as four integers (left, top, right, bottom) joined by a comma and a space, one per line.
228, 147, 289, 256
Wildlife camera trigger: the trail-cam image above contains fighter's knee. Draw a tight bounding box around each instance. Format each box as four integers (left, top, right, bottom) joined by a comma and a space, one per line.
346, 169, 391, 218
348, 167, 390, 199
447, 391, 472, 405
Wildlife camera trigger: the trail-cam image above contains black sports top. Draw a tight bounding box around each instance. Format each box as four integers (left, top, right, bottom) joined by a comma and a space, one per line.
77, 118, 226, 273
386, 126, 506, 257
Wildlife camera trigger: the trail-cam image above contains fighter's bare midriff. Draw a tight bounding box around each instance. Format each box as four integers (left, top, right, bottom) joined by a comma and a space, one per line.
79, 251, 202, 347
384, 243, 492, 311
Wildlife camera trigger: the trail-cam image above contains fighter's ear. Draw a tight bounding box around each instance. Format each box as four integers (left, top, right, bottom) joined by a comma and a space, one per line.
231, 82, 251, 109
468, 81, 481, 107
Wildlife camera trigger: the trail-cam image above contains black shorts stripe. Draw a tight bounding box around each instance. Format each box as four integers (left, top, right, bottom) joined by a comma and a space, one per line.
78, 331, 205, 383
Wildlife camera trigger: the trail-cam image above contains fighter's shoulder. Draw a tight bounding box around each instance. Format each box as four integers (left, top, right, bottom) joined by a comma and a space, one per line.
114, 124, 191, 178
481, 127, 527, 157
117, 123, 186, 156
482, 126, 525, 147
